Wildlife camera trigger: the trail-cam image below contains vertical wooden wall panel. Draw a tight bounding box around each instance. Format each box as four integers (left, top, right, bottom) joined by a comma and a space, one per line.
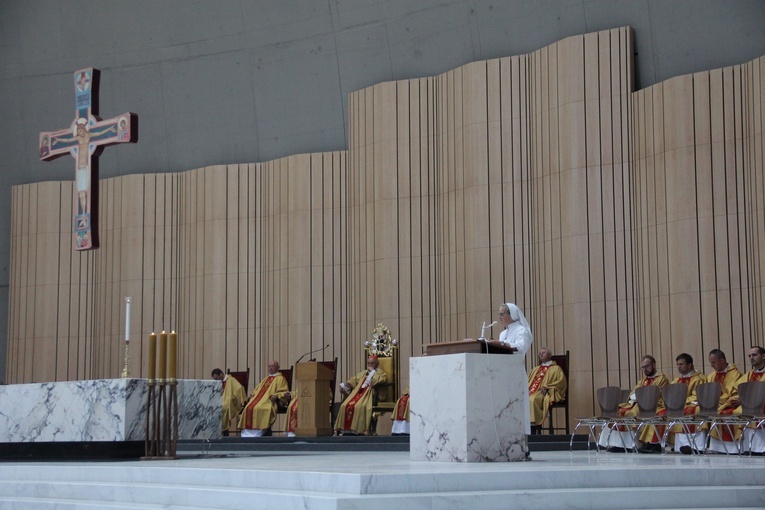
7, 30, 765, 432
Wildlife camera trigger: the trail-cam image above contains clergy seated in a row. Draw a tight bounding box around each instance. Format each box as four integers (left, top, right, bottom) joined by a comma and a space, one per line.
391, 387, 410, 435
595, 348, 765, 455
598, 355, 669, 452
334, 356, 387, 435
528, 347, 567, 434
693, 347, 764, 455
238, 360, 290, 437
211, 368, 247, 435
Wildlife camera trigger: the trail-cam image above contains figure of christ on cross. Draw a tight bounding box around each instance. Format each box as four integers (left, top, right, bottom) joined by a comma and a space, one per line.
39, 68, 137, 250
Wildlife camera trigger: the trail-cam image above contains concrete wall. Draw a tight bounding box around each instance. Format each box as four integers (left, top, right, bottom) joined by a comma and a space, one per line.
1, 0, 764, 383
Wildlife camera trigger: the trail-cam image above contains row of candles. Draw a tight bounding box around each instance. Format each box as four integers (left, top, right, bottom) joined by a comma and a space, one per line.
125, 297, 178, 381
147, 331, 178, 381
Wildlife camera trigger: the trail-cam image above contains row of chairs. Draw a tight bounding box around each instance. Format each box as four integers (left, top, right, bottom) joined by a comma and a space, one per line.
571, 381, 765, 455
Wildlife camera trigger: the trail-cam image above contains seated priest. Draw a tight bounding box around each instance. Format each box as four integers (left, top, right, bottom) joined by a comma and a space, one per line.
334, 355, 387, 435
211, 368, 247, 435
238, 360, 290, 437
528, 347, 567, 433
391, 386, 410, 436
703, 349, 743, 454
663, 353, 706, 453
736, 346, 765, 454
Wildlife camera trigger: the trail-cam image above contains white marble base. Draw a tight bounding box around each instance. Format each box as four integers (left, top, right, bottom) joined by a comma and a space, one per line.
0, 451, 763, 510
0, 379, 221, 442
410, 353, 528, 462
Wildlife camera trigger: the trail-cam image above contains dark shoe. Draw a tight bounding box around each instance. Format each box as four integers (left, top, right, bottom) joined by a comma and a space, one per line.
637, 442, 661, 454
606, 446, 627, 453
222, 430, 229, 437
679, 445, 693, 455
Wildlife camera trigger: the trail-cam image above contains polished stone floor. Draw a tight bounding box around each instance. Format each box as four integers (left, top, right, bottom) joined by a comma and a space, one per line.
1, 449, 764, 509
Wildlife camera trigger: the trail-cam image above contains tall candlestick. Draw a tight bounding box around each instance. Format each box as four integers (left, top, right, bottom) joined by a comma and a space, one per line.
169, 331, 178, 380
124, 297, 131, 341
158, 331, 167, 381
148, 332, 157, 381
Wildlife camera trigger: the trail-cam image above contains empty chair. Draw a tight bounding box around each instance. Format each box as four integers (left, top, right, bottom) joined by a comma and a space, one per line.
570, 386, 623, 452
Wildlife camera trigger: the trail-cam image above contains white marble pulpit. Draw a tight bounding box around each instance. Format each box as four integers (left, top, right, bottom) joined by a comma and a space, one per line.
0, 379, 221, 442
410, 353, 528, 462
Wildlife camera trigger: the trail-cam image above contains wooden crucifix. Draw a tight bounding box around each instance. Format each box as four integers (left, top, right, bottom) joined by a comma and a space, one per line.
39, 68, 137, 250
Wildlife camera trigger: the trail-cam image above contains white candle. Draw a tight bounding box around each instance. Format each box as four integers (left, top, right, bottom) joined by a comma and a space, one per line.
125, 297, 131, 341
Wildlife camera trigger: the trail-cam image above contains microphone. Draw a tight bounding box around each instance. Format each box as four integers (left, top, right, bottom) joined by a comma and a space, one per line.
478, 321, 497, 342
295, 344, 329, 365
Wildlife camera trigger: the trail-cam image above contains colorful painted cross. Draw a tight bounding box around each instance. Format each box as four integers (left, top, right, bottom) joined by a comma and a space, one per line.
39, 68, 137, 250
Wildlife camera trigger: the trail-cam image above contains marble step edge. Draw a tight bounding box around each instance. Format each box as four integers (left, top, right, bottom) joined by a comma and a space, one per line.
0, 496, 211, 510
0, 462, 762, 496
0, 483, 763, 510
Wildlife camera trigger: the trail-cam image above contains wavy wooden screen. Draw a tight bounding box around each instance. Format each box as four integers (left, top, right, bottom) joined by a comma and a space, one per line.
8, 27, 765, 427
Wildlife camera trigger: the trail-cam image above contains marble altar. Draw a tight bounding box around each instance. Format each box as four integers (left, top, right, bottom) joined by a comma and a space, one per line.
410, 352, 528, 462
0, 379, 221, 442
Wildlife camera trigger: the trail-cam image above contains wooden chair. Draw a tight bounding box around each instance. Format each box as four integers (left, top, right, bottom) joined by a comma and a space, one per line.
738, 381, 765, 455
226, 368, 249, 392
318, 358, 338, 427
708, 380, 765, 455
600, 385, 661, 453
696, 382, 722, 415
659, 382, 696, 452
545, 350, 570, 434
570, 385, 622, 452
599, 385, 661, 452
630, 385, 665, 452
276, 366, 294, 414
679, 381, 722, 454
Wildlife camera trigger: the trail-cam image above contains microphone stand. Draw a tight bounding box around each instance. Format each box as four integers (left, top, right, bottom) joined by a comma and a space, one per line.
294, 344, 329, 367
478, 321, 497, 342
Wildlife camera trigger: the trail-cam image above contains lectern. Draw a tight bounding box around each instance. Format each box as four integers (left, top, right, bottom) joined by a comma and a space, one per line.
295, 362, 334, 436
411, 340, 528, 462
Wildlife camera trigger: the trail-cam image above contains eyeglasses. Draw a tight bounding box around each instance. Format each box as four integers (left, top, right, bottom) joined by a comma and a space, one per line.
640, 364, 653, 370
498, 312, 508, 316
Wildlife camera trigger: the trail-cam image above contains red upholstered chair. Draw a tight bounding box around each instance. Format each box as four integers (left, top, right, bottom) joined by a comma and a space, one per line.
545, 350, 570, 434
226, 368, 249, 392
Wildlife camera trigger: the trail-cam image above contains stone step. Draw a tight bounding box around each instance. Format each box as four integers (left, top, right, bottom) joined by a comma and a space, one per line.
1, 482, 762, 510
